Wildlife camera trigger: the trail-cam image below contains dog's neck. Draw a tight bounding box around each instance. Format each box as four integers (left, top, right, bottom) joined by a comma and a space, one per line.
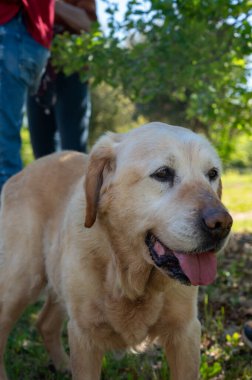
94, 217, 171, 300
105, 238, 168, 301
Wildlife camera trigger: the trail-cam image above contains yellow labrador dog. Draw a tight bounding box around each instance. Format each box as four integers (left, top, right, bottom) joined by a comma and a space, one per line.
0, 123, 232, 380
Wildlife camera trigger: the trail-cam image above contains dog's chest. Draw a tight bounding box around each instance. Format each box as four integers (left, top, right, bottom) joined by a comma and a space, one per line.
102, 291, 165, 347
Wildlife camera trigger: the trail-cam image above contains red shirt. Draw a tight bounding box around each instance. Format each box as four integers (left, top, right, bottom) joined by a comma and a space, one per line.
0, 0, 55, 49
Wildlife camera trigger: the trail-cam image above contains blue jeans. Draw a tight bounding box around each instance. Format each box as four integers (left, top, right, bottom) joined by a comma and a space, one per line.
0, 13, 49, 192
27, 72, 91, 157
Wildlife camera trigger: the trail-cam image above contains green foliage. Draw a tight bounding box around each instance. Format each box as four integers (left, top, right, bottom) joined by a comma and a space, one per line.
200, 357, 222, 380
89, 83, 145, 147
51, 0, 252, 159
225, 134, 252, 169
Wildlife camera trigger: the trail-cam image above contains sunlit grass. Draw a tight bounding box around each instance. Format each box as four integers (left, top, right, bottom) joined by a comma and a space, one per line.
21, 125, 34, 166
222, 171, 252, 232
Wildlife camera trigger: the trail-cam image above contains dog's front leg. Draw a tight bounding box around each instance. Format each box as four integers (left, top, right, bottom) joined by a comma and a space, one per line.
68, 321, 103, 380
162, 318, 201, 380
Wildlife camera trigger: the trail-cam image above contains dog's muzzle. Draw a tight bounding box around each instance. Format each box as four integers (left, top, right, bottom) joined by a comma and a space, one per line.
145, 204, 232, 286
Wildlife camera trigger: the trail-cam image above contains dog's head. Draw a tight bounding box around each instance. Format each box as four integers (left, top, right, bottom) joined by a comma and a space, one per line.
84, 122, 232, 287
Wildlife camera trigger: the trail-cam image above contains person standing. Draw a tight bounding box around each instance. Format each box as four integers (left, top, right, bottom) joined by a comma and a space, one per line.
0, 0, 55, 193
27, 0, 97, 158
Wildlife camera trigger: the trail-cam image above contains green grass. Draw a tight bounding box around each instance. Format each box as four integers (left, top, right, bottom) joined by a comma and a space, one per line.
21, 126, 34, 167
222, 171, 252, 232
222, 171, 252, 213
5, 303, 70, 380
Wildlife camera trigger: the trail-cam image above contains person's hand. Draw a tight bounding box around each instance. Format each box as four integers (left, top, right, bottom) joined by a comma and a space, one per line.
54, 0, 92, 33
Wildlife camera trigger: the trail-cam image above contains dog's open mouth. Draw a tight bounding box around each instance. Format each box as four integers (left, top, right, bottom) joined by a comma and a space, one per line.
145, 232, 217, 286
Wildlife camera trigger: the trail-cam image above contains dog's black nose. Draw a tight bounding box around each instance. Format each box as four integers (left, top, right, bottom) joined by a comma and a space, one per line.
201, 207, 233, 239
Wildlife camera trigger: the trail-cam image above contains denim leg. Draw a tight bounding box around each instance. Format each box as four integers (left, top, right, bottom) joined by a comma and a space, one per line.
0, 64, 24, 189
55, 72, 91, 153
0, 14, 49, 192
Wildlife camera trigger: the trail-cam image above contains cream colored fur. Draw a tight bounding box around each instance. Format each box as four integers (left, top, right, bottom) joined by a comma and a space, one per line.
0, 123, 231, 380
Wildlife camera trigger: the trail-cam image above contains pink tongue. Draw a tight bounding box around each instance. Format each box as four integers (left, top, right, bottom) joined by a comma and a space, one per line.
154, 240, 166, 256
173, 251, 217, 286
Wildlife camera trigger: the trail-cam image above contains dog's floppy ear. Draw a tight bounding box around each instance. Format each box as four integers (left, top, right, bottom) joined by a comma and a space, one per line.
84, 133, 118, 228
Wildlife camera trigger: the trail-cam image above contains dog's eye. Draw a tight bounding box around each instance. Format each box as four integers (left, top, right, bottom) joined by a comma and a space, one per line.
207, 168, 219, 181
151, 166, 175, 184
